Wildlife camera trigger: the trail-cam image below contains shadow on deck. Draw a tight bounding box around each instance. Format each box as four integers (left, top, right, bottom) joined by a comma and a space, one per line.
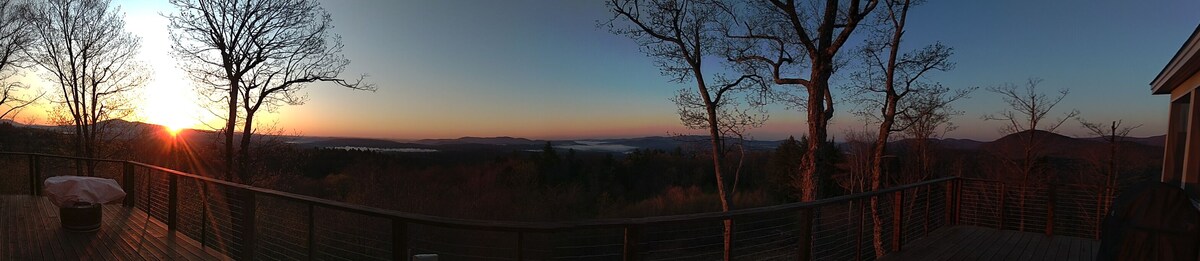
0, 195, 226, 260
880, 225, 1100, 261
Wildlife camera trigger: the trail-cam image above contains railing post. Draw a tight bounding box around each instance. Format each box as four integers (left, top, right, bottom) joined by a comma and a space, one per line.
944, 179, 955, 226
122, 162, 135, 207
1045, 184, 1055, 237
955, 179, 963, 225
29, 155, 40, 196
891, 190, 904, 253
923, 185, 931, 235
200, 182, 208, 249
240, 192, 257, 260
998, 183, 1005, 231
856, 199, 864, 261
623, 225, 639, 261
392, 218, 408, 261
798, 208, 812, 261
168, 174, 178, 231
516, 231, 525, 261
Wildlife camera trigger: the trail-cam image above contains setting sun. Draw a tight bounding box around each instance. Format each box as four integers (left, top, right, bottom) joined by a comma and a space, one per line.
141, 79, 202, 135
125, 6, 206, 136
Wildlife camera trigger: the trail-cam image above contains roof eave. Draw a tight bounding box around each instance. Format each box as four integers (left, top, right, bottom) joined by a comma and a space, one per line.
1152, 23, 1200, 95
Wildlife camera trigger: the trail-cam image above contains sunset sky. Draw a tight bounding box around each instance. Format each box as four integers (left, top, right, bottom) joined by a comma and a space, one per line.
13, 0, 1200, 141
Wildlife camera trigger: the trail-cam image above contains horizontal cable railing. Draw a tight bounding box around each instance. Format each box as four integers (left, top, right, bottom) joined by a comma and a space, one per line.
957, 178, 1117, 239
0, 152, 1114, 260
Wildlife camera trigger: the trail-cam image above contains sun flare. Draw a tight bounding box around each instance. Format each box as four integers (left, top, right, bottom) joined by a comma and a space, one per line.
165, 125, 182, 136
126, 12, 211, 138
141, 79, 203, 136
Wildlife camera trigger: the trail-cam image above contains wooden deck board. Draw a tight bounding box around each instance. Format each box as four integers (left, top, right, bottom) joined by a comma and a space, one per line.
947, 226, 999, 260
1, 195, 226, 260
879, 225, 1100, 261
991, 228, 1022, 260
1008, 231, 1039, 261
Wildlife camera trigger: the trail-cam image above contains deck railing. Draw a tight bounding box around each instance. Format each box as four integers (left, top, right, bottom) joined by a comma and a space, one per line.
956, 178, 1117, 239
0, 152, 1115, 260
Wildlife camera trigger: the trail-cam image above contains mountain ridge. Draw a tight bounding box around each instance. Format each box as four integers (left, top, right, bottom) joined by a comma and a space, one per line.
0, 120, 1167, 153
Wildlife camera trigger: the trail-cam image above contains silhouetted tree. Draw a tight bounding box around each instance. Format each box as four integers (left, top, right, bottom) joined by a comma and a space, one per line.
0, 0, 39, 120
899, 87, 973, 181
721, 0, 880, 203
839, 128, 875, 194
768, 136, 804, 200
538, 141, 563, 185
982, 78, 1078, 231
1079, 119, 1140, 226
1079, 119, 1140, 188
168, 0, 374, 181
846, 0, 957, 189
606, 0, 768, 258
24, 0, 147, 174
840, 0, 963, 255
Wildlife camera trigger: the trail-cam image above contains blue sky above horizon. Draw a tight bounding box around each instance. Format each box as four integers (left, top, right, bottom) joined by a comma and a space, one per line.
84, 0, 1200, 141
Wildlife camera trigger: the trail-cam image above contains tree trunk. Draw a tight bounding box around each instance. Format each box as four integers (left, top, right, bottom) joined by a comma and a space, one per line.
1018, 130, 1035, 231
237, 109, 255, 183
710, 139, 733, 260
800, 70, 833, 202
73, 123, 84, 176
870, 117, 895, 258
224, 80, 239, 181
697, 75, 734, 260
870, 21, 903, 254
84, 123, 96, 176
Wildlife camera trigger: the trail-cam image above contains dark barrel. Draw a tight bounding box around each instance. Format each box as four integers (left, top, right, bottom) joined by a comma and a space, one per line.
61, 202, 102, 232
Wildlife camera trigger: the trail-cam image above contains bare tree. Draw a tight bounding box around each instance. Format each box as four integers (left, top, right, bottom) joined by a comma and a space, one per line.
898, 87, 973, 180
716, 2, 879, 259
837, 127, 876, 194
1079, 118, 1139, 229
847, 0, 956, 189
0, 83, 40, 120
606, 0, 767, 259
24, 0, 146, 173
720, 0, 879, 203
838, 0, 962, 256
0, 0, 40, 121
1079, 119, 1140, 188
982, 78, 1078, 231
168, 0, 373, 181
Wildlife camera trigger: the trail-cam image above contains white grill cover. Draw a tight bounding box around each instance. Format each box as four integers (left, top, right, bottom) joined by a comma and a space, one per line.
43, 176, 127, 207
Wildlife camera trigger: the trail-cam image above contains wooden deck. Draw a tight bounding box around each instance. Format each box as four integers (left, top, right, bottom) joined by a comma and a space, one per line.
880, 225, 1100, 261
0, 195, 226, 260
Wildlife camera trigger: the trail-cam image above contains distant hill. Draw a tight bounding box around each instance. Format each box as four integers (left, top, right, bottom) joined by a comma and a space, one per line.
288, 135, 788, 153
1083, 135, 1165, 147
589, 136, 784, 152
979, 130, 1163, 160
415, 136, 543, 146
0, 119, 26, 127
936, 138, 985, 150
299, 138, 432, 150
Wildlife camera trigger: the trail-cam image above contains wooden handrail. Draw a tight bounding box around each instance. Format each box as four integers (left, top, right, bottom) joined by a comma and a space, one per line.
4, 151, 959, 232
0, 152, 128, 163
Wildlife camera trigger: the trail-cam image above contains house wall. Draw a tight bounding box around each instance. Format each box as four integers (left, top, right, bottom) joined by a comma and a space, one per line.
1164, 70, 1200, 195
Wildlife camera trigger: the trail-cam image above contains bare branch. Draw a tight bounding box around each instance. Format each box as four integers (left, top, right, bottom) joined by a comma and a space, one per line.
24, 0, 147, 162
169, 0, 370, 181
